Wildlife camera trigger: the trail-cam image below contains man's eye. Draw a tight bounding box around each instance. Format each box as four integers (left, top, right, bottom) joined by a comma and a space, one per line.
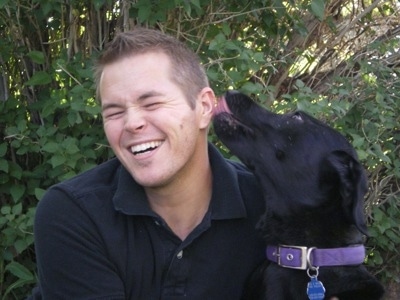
144, 102, 162, 109
104, 111, 123, 119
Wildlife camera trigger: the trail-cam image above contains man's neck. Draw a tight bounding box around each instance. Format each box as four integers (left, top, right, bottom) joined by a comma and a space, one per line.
145, 162, 213, 241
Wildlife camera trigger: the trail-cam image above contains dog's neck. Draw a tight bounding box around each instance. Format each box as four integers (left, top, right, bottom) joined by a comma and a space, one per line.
258, 208, 365, 248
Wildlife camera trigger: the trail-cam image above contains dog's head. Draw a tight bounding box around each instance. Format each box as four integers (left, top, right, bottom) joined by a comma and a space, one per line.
213, 91, 368, 235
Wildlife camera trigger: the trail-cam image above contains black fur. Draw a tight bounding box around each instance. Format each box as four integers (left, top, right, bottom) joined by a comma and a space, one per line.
213, 91, 384, 300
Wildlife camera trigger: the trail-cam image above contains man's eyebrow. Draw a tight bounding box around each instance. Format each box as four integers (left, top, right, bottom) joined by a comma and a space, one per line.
101, 102, 123, 111
137, 91, 164, 101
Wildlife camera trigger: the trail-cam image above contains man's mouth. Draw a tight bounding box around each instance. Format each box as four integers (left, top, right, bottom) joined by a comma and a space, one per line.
131, 141, 163, 156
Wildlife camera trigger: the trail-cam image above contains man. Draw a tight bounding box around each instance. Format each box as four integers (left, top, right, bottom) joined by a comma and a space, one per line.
32, 28, 266, 299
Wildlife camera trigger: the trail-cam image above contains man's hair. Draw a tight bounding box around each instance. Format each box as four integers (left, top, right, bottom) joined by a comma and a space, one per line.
94, 28, 209, 109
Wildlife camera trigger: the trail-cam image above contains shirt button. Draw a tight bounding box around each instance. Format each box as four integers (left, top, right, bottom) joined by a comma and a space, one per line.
177, 250, 183, 259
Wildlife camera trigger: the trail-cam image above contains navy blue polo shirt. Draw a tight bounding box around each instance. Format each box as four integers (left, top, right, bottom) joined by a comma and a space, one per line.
33, 143, 266, 299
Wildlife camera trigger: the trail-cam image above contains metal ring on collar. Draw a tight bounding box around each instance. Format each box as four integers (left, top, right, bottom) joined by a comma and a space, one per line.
306, 247, 316, 269
307, 266, 319, 278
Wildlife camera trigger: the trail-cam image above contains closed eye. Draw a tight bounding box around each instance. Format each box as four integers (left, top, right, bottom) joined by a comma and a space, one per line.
102, 108, 124, 120
104, 111, 123, 120
144, 102, 162, 110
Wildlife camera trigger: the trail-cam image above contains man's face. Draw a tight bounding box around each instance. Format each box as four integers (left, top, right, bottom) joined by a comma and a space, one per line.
100, 52, 212, 188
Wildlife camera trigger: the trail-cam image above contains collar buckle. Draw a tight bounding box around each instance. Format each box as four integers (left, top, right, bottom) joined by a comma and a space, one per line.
275, 245, 311, 270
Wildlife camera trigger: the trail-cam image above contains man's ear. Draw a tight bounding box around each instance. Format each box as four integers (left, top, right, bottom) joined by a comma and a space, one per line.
326, 150, 369, 236
198, 87, 216, 129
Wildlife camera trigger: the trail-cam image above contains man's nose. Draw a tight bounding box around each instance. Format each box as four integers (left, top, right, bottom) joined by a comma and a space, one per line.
124, 108, 146, 132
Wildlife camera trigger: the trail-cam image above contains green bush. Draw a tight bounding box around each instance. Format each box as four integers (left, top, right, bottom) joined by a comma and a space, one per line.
0, 0, 399, 298
0, 50, 113, 298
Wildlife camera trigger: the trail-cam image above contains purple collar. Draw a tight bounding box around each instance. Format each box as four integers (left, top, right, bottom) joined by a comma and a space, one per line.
266, 244, 365, 270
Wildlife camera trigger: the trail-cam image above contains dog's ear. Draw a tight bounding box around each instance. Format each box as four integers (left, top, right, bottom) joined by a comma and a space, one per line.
326, 150, 369, 236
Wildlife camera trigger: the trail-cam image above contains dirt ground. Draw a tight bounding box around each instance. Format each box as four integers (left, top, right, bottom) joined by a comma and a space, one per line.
384, 281, 400, 299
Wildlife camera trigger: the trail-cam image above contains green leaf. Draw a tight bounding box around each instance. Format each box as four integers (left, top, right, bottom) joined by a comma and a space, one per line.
0, 0, 9, 8
1, 205, 11, 215
67, 111, 83, 125
182, 0, 191, 15
14, 239, 29, 254
42, 141, 60, 153
221, 22, 231, 36
372, 207, 384, 222
25, 71, 52, 86
190, 0, 201, 10
51, 154, 66, 168
0, 216, 7, 226
10, 184, 26, 202
42, 101, 57, 117
4, 278, 36, 300
0, 159, 9, 172
27, 50, 46, 64
225, 41, 240, 51
386, 230, 400, 243
92, 0, 106, 10
0, 142, 7, 156
371, 251, 383, 265
253, 52, 265, 63
5, 261, 34, 281
12, 203, 22, 215
209, 33, 226, 51
310, 0, 325, 20
8, 161, 22, 179
85, 105, 101, 115
65, 143, 80, 154
136, 1, 152, 23
295, 79, 305, 88
349, 134, 365, 148
35, 188, 46, 201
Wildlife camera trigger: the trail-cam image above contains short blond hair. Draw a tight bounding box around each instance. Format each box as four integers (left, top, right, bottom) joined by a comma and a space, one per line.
94, 28, 209, 109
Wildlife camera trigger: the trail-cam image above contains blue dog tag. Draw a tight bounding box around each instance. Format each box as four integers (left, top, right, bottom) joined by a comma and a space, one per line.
307, 277, 326, 300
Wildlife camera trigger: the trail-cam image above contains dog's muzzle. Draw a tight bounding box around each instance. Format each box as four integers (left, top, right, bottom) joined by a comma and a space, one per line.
266, 244, 366, 270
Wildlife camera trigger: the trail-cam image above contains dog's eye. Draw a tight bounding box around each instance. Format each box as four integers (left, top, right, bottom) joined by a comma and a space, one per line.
291, 112, 303, 121
275, 149, 285, 160
291, 112, 302, 120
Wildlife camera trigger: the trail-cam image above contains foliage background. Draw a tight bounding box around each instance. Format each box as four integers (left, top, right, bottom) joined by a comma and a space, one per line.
0, 0, 399, 298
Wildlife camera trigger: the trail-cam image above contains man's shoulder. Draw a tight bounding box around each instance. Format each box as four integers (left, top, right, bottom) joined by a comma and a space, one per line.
37, 158, 124, 222
226, 159, 253, 175
53, 157, 122, 197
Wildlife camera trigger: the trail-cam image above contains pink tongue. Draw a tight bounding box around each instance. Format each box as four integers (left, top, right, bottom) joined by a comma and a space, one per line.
213, 96, 232, 116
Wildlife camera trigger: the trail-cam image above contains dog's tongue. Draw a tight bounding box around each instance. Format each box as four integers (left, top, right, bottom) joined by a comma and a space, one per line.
213, 96, 232, 116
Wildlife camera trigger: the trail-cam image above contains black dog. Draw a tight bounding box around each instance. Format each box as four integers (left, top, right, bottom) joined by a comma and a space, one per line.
213, 91, 384, 300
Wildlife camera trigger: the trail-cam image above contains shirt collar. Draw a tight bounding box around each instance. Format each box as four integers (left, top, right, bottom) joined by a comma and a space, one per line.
113, 143, 247, 220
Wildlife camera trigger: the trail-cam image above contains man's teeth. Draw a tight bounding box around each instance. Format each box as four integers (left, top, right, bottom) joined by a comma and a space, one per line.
131, 141, 162, 155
